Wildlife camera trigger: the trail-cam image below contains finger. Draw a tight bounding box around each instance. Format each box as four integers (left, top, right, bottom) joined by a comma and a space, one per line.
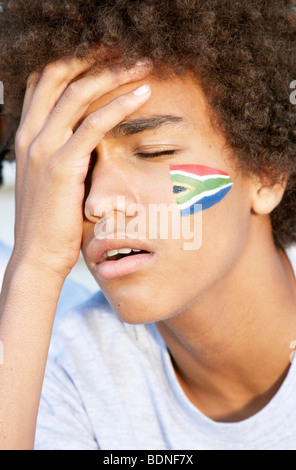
36, 61, 152, 154
54, 84, 152, 176
20, 72, 40, 126
15, 60, 92, 198
20, 56, 97, 139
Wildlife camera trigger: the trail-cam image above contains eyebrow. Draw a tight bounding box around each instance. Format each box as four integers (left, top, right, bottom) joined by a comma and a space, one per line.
108, 115, 185, 138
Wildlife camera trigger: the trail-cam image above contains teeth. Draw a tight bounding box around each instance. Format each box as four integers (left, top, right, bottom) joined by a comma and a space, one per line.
107, 250, 119, 257
103, 248, 142, 261
118, 248, 132, 254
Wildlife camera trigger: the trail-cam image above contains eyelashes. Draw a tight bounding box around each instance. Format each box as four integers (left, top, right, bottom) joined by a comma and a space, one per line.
88, 149, 176, 172
135, 150, 176, 158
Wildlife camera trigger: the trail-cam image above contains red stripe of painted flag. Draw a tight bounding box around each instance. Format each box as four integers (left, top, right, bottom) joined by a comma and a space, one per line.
170, 164, 229, 177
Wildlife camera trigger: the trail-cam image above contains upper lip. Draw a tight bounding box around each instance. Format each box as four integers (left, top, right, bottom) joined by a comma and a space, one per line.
86, 236, 154, 264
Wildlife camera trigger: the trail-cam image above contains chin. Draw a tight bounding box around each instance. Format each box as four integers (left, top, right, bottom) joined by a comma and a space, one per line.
103, 284, 190, 325
103, 291, 159, 325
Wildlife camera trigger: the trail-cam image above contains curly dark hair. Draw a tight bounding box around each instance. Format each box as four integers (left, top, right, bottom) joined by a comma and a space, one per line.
0, 0, 296, 248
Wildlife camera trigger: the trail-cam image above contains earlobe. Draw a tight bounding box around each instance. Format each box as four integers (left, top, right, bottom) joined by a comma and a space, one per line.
251, 179, 287, 215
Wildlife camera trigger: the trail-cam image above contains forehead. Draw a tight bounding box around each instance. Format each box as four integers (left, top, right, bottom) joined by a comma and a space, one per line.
82, 71, 219, 138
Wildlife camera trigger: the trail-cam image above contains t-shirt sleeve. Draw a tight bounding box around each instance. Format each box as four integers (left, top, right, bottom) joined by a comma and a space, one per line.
35, 341, 98, 450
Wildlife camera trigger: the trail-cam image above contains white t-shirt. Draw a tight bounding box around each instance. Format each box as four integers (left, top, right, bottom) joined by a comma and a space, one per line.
0, 241, 11, 286
35, 248, 296, 450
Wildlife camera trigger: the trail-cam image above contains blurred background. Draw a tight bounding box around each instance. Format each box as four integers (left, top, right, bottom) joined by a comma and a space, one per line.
0, 160, 98, 293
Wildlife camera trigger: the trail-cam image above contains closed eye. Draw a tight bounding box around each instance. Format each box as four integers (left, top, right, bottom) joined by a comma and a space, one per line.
135, 150, 176, 158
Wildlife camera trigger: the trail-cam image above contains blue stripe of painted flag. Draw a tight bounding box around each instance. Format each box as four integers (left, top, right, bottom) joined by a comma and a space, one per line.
180, 185, 233, 216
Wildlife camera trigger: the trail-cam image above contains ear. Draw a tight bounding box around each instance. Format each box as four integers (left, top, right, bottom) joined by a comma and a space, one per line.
250, 171, 287, 215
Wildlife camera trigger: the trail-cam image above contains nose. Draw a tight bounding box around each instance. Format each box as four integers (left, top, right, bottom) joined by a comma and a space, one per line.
84, 150, 138, 224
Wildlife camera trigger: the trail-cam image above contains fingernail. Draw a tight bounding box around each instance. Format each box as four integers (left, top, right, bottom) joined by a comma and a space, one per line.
133, 84, 151, 96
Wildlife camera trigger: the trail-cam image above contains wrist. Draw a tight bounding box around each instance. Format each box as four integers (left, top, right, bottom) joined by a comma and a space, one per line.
2, 255, 67, 300
8, 248, 72, 282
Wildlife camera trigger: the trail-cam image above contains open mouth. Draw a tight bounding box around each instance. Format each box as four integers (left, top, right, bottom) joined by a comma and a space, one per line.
102, 248, 150, 262
96, 248, 154, 280
88, 237, 155, 280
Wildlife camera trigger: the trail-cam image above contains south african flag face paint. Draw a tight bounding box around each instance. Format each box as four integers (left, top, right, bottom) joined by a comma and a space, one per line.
170, 164, 233, 216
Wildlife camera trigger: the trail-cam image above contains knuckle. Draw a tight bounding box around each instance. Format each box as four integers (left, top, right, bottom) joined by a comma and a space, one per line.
15, 128, 28, 154
42, 62, 66, 82
84, 112, 102, 131
64, 81, 84, 101
28, 140, 42, 162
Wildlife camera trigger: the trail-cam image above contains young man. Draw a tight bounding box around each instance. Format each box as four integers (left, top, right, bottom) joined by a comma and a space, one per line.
0, 0, 295, 450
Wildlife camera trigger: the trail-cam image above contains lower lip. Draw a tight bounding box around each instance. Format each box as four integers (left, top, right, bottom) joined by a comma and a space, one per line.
95, 253, 155, 280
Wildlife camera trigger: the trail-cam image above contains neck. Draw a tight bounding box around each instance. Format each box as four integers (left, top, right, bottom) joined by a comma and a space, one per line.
157, 219, 296, 422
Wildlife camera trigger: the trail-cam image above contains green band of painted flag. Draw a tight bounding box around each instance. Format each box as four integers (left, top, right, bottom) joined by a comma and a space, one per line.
173, 176, 233, 206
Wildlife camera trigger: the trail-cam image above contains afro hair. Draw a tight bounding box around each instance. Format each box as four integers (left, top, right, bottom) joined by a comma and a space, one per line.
0, 0, 296, 247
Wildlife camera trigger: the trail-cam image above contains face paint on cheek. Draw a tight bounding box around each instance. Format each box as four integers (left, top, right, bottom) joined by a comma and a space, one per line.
170, 164, 233, 216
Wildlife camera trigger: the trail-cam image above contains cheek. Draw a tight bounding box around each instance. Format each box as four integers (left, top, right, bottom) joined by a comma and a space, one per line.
168, 164, 250, 252
139, 167, 176, 207
163, 171, 251, 299
187, 180, 251, 289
